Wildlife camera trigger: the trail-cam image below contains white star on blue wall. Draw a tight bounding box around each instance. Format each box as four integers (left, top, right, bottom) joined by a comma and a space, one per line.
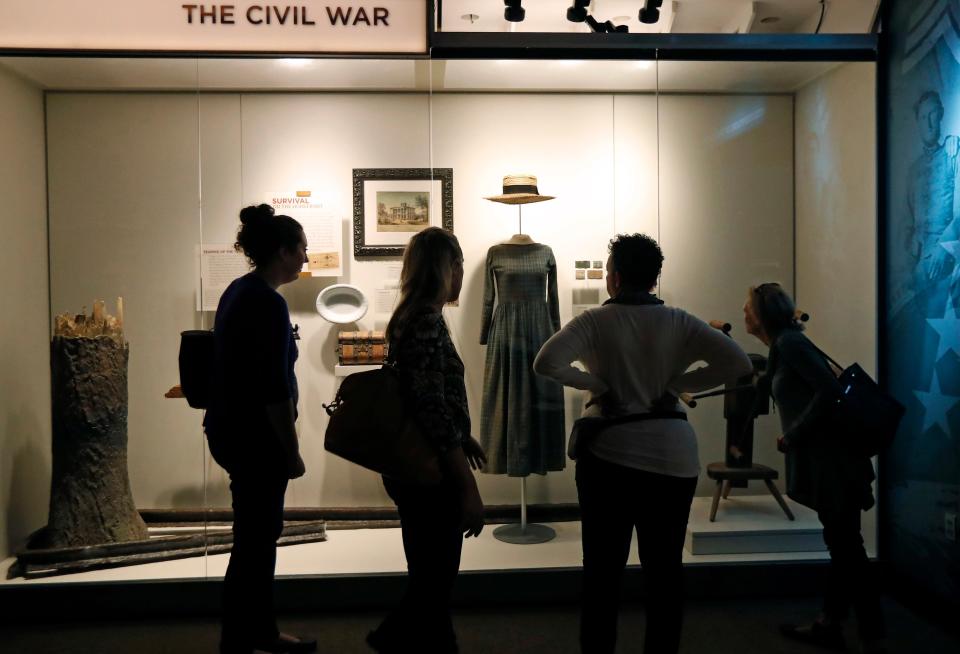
926, 293, 960, 359
913, 372, 960, 437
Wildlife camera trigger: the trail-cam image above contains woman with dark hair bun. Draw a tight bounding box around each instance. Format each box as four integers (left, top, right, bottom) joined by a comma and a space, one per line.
204, 204, 315, 654
744, 283, 885, 654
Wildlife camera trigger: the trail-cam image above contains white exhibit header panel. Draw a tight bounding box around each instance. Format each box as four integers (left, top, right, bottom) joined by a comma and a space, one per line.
0, 1, 428, 54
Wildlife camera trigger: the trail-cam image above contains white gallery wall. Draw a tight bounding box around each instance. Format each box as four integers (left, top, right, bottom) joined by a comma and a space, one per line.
795, 62, 878, 554
0, 66, 51, 559
45, 89, 796, 511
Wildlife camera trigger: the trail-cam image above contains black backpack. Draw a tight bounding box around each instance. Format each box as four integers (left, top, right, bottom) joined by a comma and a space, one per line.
179, 330, 214, 409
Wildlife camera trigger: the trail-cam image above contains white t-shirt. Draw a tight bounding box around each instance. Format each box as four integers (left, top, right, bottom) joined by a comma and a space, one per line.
533, 302, 753, 478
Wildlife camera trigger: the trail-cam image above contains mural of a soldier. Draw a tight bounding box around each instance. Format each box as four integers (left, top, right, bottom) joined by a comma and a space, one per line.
891, 90, 960, 392
904, 90, 959, 298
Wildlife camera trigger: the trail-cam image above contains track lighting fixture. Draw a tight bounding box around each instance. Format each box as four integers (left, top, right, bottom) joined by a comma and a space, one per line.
567, 0, 627, 33
566, 0, 591, 23
586, 14, 629, 33
504, 0, 525, 23
639, 0, 663, 24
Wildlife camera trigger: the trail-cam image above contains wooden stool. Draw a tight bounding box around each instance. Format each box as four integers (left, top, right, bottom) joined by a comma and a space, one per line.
705, 462, 794, 522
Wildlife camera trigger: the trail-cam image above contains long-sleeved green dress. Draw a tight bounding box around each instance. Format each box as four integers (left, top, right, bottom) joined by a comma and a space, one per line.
479, 242, 566, 476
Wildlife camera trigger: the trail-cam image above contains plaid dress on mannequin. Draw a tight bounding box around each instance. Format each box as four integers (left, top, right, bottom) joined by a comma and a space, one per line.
479, 243, 566, 476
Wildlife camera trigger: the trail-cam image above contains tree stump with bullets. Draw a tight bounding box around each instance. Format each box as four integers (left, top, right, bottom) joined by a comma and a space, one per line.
31, 299, 148, 549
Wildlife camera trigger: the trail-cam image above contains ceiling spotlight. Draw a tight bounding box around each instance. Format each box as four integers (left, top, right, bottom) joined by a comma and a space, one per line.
504, 0, 525, 23
566, 0, 591, 23
639, 0, 663, 24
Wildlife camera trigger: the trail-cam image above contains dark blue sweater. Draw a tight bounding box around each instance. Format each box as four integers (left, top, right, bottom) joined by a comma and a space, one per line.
203, 273, 298, 471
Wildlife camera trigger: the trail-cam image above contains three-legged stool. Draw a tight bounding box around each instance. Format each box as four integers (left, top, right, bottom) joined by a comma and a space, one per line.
705, 462, 794, 522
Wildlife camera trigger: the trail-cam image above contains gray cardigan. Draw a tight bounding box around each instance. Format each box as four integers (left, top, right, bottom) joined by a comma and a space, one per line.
765, 330, 876, 513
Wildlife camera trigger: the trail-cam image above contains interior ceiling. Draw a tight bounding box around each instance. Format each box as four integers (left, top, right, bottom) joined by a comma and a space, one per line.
440, 0, 880, 34
0, 57, 847, 94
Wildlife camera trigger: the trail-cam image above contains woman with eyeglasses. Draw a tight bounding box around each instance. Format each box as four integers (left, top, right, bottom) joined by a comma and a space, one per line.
743, 283, 885, 654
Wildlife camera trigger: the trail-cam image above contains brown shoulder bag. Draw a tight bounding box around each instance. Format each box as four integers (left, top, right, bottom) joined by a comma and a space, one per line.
323, 364, 442, 485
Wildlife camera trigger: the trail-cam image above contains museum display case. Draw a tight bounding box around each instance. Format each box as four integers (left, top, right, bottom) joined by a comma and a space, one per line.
0, 1, 882, 594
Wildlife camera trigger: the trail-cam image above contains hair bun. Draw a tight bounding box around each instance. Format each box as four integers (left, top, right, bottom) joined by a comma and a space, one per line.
239, 203, 275, 225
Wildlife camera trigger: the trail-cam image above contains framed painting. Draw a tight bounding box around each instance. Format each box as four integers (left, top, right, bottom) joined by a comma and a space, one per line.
352, 168, 453, 257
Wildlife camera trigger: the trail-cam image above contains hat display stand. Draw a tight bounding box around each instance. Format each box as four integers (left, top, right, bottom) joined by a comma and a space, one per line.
504, 203, 533, 243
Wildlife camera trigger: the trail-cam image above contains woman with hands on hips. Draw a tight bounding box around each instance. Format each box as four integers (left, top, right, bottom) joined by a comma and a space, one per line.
534, 234, 752, 654
368, 227, 486, 654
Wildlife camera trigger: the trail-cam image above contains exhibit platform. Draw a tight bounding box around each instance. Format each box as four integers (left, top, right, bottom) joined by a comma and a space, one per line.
685, 495, 826, 555
1, 497, 830, 588
0, 496, 845, 623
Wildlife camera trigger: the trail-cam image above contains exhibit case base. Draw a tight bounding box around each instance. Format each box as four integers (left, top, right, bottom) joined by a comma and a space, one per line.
0, 513, 852, 622
685, 496, 826, 556
3, 500, 836, 587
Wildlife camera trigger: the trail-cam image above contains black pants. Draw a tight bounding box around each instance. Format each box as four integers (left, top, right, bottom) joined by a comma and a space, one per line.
818, 507, 885, 640
374, 476, 464, 654
221, 472, 289, 653
576, 452, 698, 654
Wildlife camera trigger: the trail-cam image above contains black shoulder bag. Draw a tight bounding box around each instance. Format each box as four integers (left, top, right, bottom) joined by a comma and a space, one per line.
813, 347, 905, 457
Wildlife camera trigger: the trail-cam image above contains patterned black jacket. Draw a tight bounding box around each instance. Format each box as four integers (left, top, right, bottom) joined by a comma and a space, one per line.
388, 310, 470, 453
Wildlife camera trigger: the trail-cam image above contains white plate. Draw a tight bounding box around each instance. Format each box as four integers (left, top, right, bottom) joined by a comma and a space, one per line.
316, 284, 368, 324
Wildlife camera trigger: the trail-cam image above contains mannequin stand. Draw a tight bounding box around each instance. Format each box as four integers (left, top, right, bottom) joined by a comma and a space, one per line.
493, 477, 556, 544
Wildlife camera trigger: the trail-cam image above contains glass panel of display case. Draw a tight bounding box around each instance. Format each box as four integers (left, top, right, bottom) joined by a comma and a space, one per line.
0, 53, 878, 587
428, 59, 624, 553
0, 57, 208, 584
655, 58, 878, 557
194, 58, 432, 579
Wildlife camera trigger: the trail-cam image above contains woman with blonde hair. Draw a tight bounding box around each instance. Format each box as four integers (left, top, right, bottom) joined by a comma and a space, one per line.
744, 282, 884, 654
367, 227, 486, 654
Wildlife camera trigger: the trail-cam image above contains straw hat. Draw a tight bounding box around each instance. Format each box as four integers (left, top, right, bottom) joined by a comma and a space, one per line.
485, 174, 555, 204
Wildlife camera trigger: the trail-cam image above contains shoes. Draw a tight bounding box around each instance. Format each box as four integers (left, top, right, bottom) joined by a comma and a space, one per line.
779, 622, 847, 651
254, 635, 317, 654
